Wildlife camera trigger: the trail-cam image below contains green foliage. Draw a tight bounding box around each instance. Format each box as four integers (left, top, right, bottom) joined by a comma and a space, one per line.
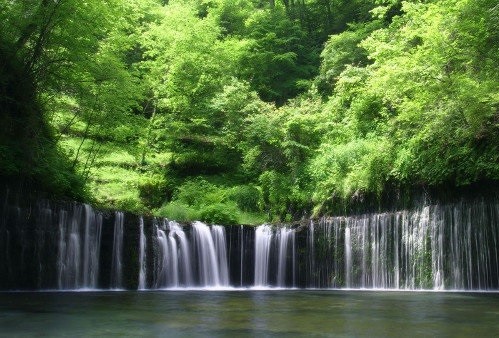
226, 185, 261, 212
138, 174, 169, 209
174, 179, 223, 207
0, 37, 85, 198
199, 203, 239, 225
310, 137, 393, 204
156, 201, 200, 222
241, 7, 316, 104
259, 170, 292, 221
308, 0, 499, 214
317, 21, 380, 95
156, 178, 266, 224
2, 0, 497, 222
206, 0, 254, 36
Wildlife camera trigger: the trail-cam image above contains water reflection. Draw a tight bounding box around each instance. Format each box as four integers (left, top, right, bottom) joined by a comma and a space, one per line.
0, 291, 498, 337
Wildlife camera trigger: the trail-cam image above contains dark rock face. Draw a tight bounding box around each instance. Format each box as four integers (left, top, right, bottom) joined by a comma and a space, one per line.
0, 196, 61, 290
0, 188, 140, 290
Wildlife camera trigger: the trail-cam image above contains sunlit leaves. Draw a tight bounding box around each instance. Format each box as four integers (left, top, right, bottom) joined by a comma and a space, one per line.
308, 0, 499, 211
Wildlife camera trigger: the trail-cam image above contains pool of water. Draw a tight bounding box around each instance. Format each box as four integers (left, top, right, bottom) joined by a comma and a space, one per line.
0, 290, 498, 337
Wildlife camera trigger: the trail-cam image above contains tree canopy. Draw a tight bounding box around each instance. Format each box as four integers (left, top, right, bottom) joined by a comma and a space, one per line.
1, 0, 497, 222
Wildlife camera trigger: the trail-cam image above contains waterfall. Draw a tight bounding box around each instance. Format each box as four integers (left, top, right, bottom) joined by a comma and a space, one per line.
154, 219, 190, 288
307, 221, 315, 288
82, 205, 102, 288
345, 226, 352, 288
212, 225, 229, 286
254, 225, 272, 287
240, 225, 244, 286
138, 217, 147, 290
154, 221, 168, 288
169, 221, 193, 286
57, 204, 102, 290
153, 220, 229, 288
307, 199, 499, 290
276, 227, 295, 287
57, 207, 81, 289
292, 229, 296, 287
167, 224, 179, 287
110, 211, 124, 289
1, 192, 498, 291
192, 221, 229, 287
254, 225, 296, 288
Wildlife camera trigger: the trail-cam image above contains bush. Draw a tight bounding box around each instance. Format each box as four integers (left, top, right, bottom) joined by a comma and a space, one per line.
174, 179, 224, 206
226, 185, 261, 212
138, 174, 170, 208
155, 201, 200, 221
114, 197, 147, 215
171, 145, 241, 176
199, 203, 239, 225
259, 170, 293, 221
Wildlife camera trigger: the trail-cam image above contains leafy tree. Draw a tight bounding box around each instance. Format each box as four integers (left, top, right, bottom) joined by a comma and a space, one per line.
317, 21, 381, 95
309, 0, 499, 214
0, 0, 139, 196
241, 7, 317, 104
2, 0, 497, 221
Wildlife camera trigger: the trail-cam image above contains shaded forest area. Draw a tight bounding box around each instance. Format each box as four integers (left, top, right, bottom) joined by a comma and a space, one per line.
0, 0, 498, 223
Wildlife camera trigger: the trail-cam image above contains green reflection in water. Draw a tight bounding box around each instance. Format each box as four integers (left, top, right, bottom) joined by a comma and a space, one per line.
0, 291, 498, 337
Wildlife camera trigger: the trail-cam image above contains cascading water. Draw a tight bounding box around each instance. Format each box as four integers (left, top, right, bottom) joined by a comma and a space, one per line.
138, 217, 147, 290
307, 221, 316, 288
82, 205, 102, 288
212, 225, 229, 286
110, 211, 124, 289
153, 221, 167, 287
254, 225, 272, 287
155, 220, 195, 288
166, 225, 179, 287
240, 225, 244, 286
307, 200, 499, 290
253, 225, 297, 288
1, 193, 498, 291
153, 219, 180, 288
170, 221, 194, 286
276, 227, 295, 287
192, 221, 229, 287
57, 204, 102, 289
153, 220, 230, 288
344, 226, 352, 288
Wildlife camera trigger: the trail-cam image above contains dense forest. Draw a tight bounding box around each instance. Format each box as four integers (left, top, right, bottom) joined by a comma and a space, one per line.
0, 0, 497, 224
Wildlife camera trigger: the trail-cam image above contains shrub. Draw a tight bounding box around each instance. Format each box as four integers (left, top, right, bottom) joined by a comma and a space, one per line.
199, 203, 239, 225
174, 179, 224, 206
155, 201, 200, 222
138, 174, 170, 208
226, 185, 261, 212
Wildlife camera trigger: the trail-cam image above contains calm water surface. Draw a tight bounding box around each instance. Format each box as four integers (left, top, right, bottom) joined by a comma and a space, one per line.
0, 290, 498, 337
